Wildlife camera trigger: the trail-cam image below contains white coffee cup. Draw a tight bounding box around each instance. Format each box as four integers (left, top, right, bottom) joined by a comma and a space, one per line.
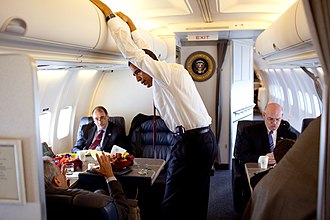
77, 150, 86, 162
258, 156, 269, 169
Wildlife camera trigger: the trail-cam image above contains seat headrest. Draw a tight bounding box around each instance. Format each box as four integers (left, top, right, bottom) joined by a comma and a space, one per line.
80, 116, 93, 127
79, 116, 125, 130
301, 118, 315, 132
237, 120, 263, 133
109, 116, 125, 131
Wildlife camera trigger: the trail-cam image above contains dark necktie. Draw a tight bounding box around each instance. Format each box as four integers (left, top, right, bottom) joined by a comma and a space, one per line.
269, 130, 274, 152
89, 130, 104, 150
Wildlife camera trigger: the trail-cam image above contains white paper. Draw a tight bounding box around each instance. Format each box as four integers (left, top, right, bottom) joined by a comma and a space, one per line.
110, 145, 127, 156
0, 145, 18, 200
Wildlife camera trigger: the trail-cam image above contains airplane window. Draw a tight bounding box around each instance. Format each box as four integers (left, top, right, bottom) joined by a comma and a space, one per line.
305, 92, 312, 114
57, 106, 72, 139
39, 111, 51, 143
274, 85, 280, 100
269, 85, 276, 101
313, 94, 321, 116
298, 91, 305, 111
279, 86, 284, 102
287, 88, 293, 106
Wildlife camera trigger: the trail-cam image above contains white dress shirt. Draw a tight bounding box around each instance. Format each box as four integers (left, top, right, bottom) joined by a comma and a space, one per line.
108, 17, 211, 132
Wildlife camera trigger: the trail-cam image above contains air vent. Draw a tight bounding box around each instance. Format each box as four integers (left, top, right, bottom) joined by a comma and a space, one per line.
196, 0, 212, 23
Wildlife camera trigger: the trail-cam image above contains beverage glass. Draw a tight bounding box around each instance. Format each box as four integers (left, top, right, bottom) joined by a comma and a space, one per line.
258, 156, 269, 169
66, 163, 74, 175
138, 163, 148, 175
88, 163, 95, 170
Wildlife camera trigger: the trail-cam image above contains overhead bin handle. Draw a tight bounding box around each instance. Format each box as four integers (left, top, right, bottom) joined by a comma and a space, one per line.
272, 43, 279, 51
0, 17, 27, 35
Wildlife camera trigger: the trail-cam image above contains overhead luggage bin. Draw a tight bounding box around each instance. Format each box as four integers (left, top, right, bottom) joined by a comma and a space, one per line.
255, 0, 318, 66
0, 0, 167, 64
0, 0, 102, 50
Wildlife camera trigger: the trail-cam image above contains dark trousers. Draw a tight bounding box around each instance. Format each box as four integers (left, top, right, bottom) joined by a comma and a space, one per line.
161, 130, 218, 220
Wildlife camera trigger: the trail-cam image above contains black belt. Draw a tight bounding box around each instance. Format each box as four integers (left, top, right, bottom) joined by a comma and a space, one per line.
174, 126, 210, 137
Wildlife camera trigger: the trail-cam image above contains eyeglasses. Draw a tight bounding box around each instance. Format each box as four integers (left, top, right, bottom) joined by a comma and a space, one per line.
93, 116, 107, 122
266, 117, 282, 123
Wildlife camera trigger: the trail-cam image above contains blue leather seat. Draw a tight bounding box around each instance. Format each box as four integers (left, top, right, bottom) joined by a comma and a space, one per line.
46, 192, 120, 220
127, 113, 176, 220
232, 120, 263, 213
301, 118, 315, 132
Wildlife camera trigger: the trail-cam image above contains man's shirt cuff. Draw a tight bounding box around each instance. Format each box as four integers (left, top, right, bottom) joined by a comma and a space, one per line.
105, 176, 117, 183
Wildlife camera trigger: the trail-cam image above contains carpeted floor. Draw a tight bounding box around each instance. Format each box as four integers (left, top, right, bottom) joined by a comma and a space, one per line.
208, 169, 242, 220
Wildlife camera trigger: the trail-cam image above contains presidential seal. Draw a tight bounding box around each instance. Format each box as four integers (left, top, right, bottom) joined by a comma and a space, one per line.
185, 51, 216, 82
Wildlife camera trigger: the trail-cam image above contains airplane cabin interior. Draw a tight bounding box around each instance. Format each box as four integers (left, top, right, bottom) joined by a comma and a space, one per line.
0, 0, 329, 219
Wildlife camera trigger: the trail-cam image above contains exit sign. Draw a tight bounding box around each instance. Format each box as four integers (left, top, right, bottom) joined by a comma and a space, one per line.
187, 34, 218, 41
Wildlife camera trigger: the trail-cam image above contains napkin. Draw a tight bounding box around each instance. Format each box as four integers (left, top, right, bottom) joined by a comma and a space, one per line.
110, 145, 127, 156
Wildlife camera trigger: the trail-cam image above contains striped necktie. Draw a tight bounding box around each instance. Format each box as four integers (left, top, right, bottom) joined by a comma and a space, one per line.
89, 130, 104, 150
269, 130, 274, 152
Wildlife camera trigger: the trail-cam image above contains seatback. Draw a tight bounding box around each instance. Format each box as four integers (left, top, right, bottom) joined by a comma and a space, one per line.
127, 114, 174, 219
301, 118, 315, 132
78, 116, 126, 134
235, 120, 264, 148
128, 113, 176, 161
232, 120, 263, 212
46, 193, 119, 220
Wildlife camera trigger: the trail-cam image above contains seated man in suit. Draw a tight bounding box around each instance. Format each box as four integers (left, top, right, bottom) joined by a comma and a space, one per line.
72, 106, 127, 153
243, 117, 320, 220
232, 102, 298, 212
234, 102, 298, 165
43, 152, 129, 220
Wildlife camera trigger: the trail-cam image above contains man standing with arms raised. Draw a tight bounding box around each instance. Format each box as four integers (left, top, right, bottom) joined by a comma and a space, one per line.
89, 1, 218, 219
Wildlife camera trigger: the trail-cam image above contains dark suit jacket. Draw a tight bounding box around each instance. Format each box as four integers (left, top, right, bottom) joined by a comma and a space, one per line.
72, 120, 127, 153
46, 180, 129, 220
234, 120, 298, 163
243, 117, 321, 220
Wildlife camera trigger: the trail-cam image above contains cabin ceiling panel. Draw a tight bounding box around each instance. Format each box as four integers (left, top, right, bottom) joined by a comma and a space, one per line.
217, 0, 297, 13
102, 0, 298, 41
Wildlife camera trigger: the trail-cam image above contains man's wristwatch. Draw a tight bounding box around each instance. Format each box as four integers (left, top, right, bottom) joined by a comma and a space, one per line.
106, 13, 116, 22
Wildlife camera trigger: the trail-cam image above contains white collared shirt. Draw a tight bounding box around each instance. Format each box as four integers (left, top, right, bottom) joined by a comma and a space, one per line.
108, 17, 211, 132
